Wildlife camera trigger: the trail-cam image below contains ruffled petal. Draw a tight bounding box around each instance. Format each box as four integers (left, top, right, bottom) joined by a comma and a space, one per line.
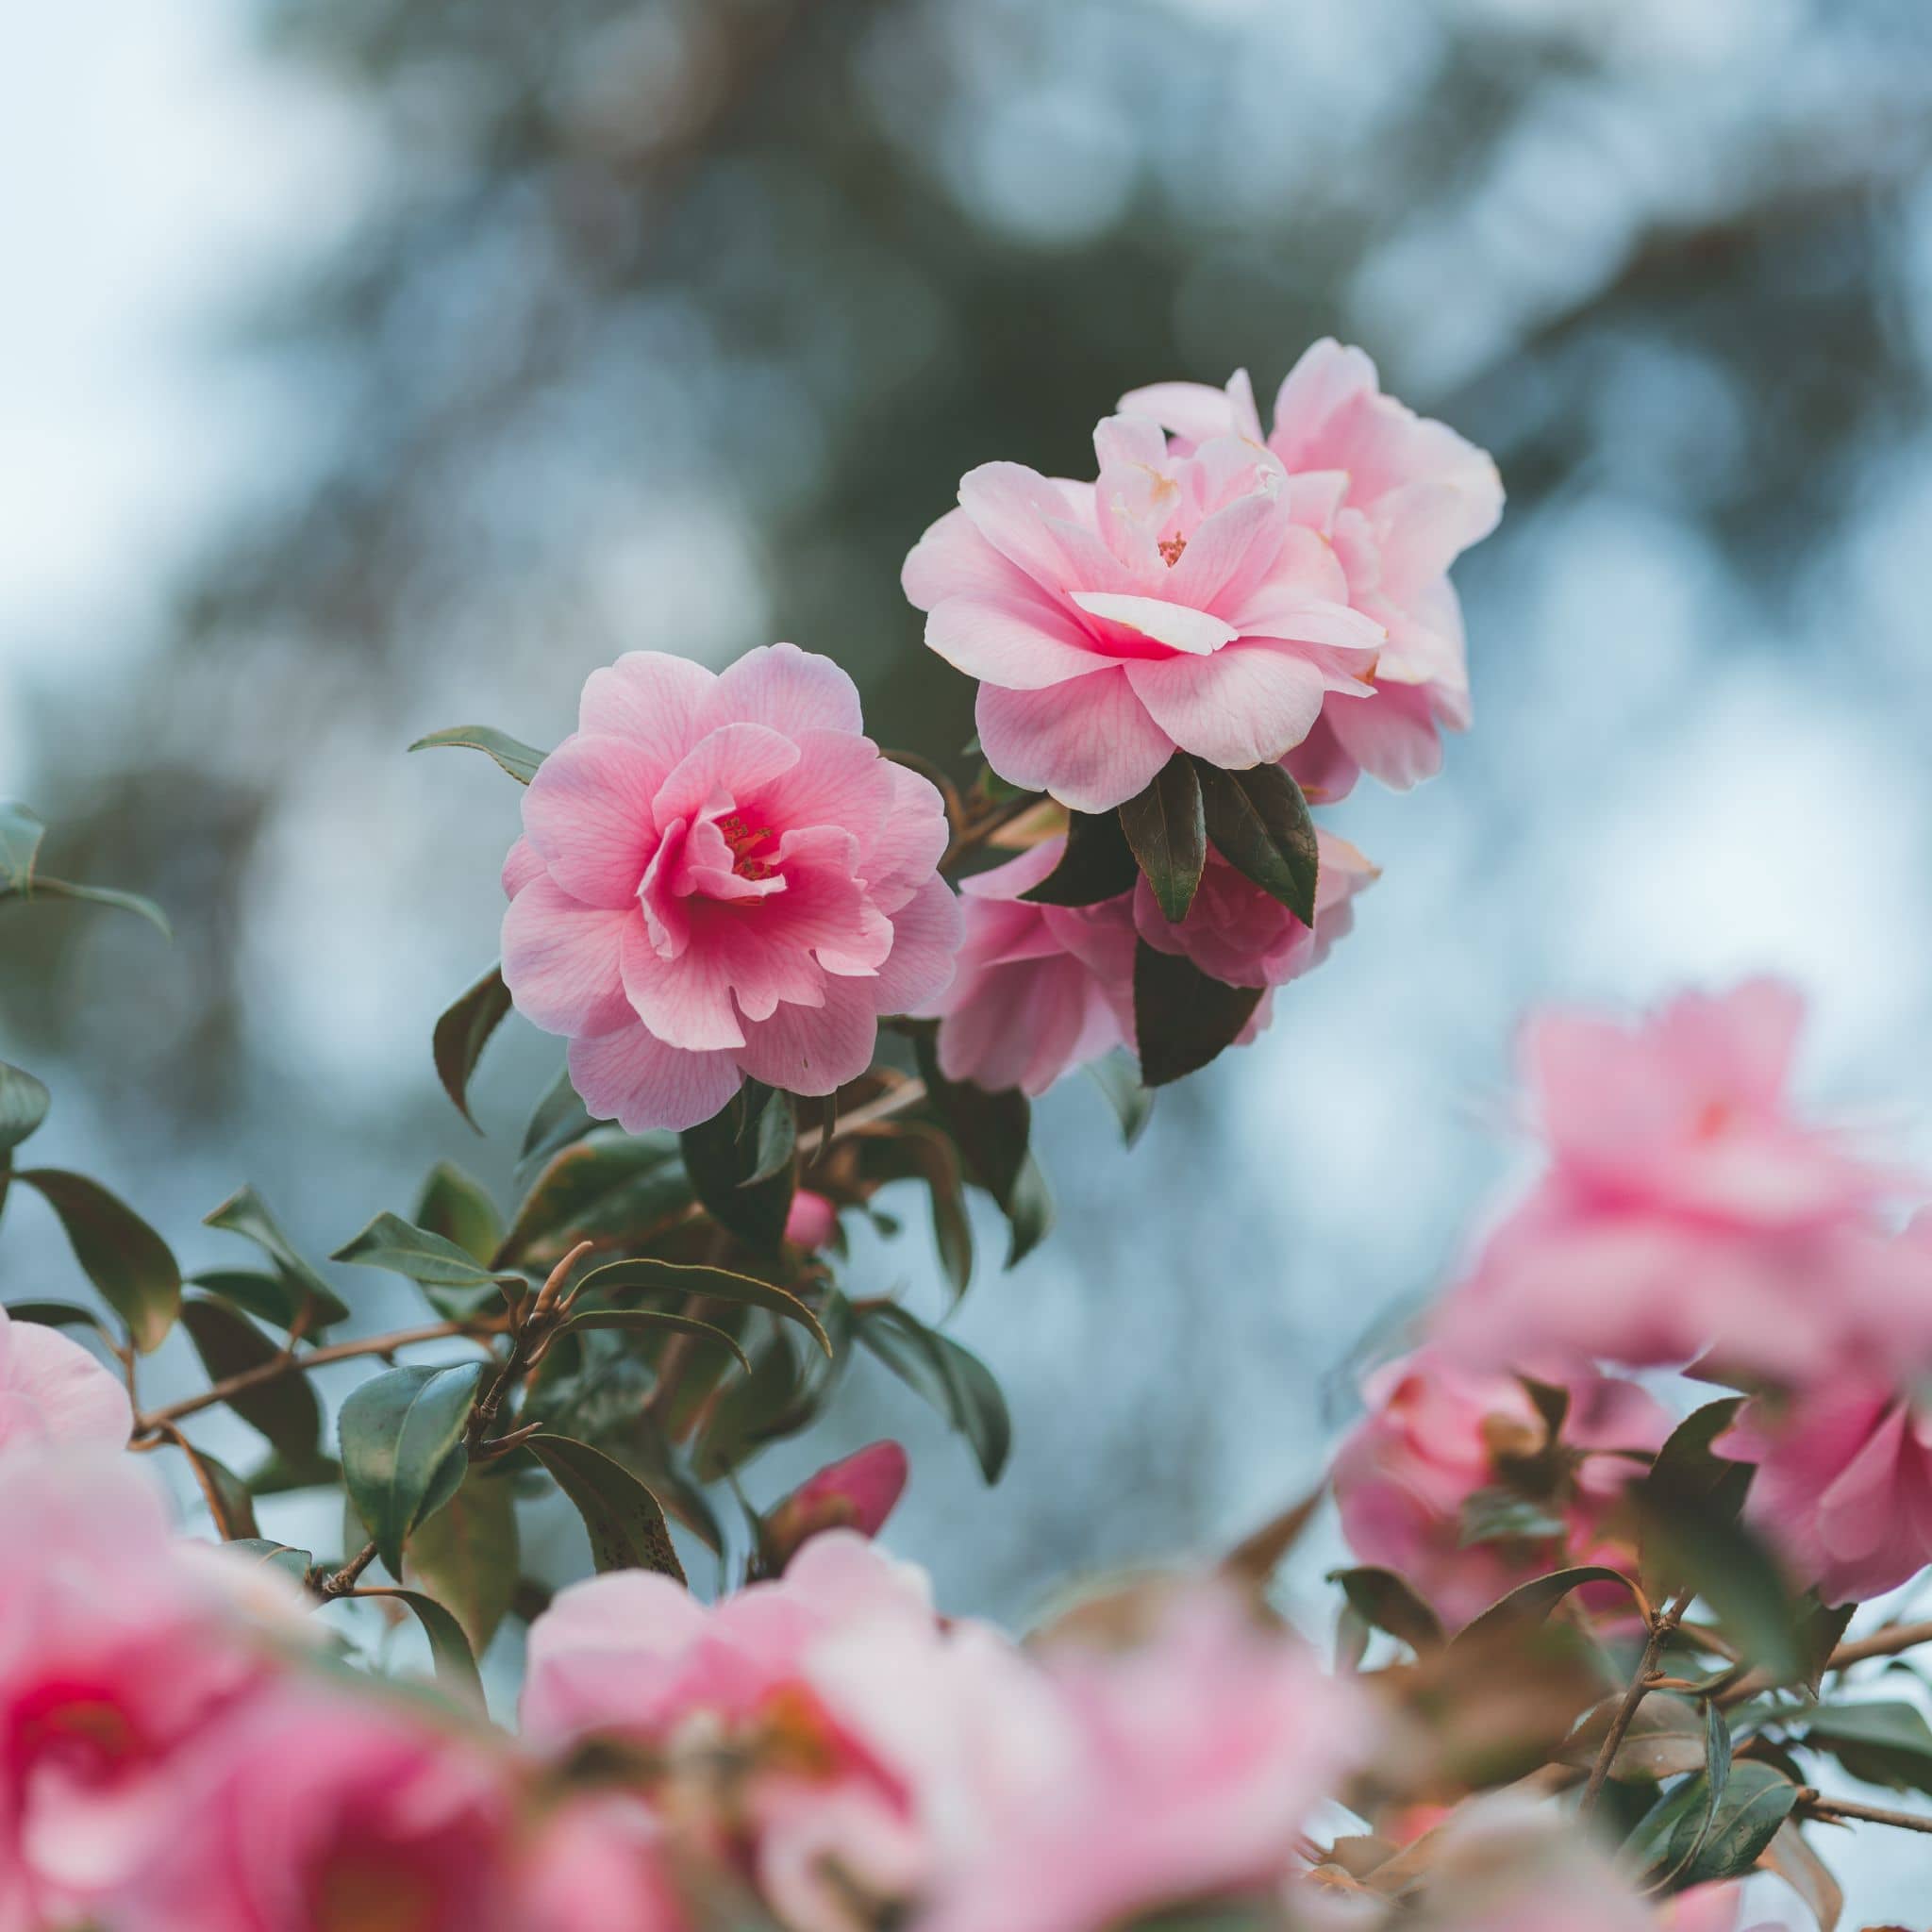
566, 1022, 744, 1136
974, 670, 1175, 815
502, 878, 637, 1038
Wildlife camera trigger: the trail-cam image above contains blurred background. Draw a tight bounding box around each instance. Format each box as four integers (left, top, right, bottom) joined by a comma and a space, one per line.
6, 1, 1932, 1912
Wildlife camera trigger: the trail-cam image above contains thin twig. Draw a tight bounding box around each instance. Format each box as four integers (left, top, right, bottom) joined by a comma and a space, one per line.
1797, 1788, 1932, 1835
1580, 1589, 1693, 1819
1825, 1618, 1932, 1672
321, 1540, 379, 1598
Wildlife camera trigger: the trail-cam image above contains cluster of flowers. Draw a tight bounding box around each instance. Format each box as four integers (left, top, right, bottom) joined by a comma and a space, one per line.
1331, 979, 1932, 1618
503, 341, 1502, 1125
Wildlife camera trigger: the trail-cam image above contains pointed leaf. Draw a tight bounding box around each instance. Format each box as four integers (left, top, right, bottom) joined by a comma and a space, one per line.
414, 1163, 504, 1268
1450, 1565, 1646, 1653
179, 1296, 322, 1462
339, 1361, 486, 1575
1625, 1760, 1796, 1889
202, 1186, 353, 1327
1119, 753, 1206, 923
559, 1308, 753, 1373
496, 1131, 692, 1267
525, 1433, 687, 1583
330, 1211, 519, 1291
0, 1061, 50, 1158
856, 1303, 1009, 1483
355, 1588, 487, 1709
1132, 941, 1262, 1088
571, 1257, 831, 1357
1327, 1566, 1445, 1653
403, 1471, 519, 1656
433, 965, 513, 1133
225, 1539, 315, 1586
1195, 760, 1318, 925
854, 1124, 974, 1305
408, 725, 547, 785
17, 1169, 180, 1353
187, 1269, 317, 1334
1017, 808, 1138, 906
1084, 1051, 1153, 1148
681, 1085, 794, 1252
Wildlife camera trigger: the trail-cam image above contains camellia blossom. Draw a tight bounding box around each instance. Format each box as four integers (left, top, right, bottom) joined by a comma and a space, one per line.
515, 1797, 688, 1932
1331, 1348, 1670, 1628
1432, 981, 1924, 1384
503, 643, 961, 1133
903, 411, 1385, 813
0, 1300, 132, 1453
1122, 341, 1504, 800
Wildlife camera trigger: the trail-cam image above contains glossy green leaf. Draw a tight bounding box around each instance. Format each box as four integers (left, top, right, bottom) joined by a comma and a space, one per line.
340, 1361, 486, 1576
1625, 1760, 1796, 1890
330, 1211, 518, 1291
187, 1268, 317, 1334
496, 1130, 692, 1266
1797, 1700, 1932, 1797
561, 1308, 754, 1372
0, 1061, 50, 1158
1328, 1565, 1445, 1653
408, 724, 548, 785
179, 1296, 322, 1462
681, 1084, 794, 1253
404, 1470, 519, 1655
202, 1186, 353, 1327
1084, 1051, 1153, 1148
432, 965, 513, 1134
519, 1064, 597, 1180
1132, 941, 1263, 1088
526, 1433, 687, 1582
857, 1303, 1010, 1483
1017, 808, 1138, 906
1120, 753, 1207, 923
17, 1169, 180, 1353
1195, 760, 1318, 925
357, 1587, 487, 1709
414, 1162, 505, 1268
1450, 1565, 1645, 1653
571, 1257, 831, 1357
225, 1539, 314, 1585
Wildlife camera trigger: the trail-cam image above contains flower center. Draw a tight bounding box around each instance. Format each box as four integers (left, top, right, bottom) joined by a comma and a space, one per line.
716, 809, 776, 883
1158, 534, 1187, 567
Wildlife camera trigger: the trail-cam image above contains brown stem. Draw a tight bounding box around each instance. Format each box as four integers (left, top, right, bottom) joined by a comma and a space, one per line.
941, 791, 1046, 872
321, 1540, 379, 1598
795, 1075, 925, 1158
1797, 1788, 1932, 1835
465, 1241, 593, 1451
1825, 1618, 1932, 1671
1580, 1589, 1692, 1819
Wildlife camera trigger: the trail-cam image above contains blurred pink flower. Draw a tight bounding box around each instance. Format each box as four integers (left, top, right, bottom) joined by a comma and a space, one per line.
1123, 341, 1503, 800
0, 1455, 304, 1929
514, 1796, 688, 1932
503, 643, 961, 1133
110, 1683, 516, 1932
918, 839, 1138, 1096
902, 412, 1384, 813
783, 1188, 841, 1252
1331, 1348, 1670, 1628
764, 1441, 910, 1571
0, 1302, 131, 1453
1433, 981, 1924, 1383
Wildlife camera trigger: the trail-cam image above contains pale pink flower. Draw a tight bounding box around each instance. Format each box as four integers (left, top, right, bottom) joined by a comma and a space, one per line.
1410, 1803, 1675, 1932
1332, 1348, 1670, 1628
503, 643, 961, 1133
513, 1796, 688, 1932
0, 1455, 302, 1929
1123, 341, 1503, 800
0, 1301, 132, 1452
903, 412, 1385, 813
764, 1441, 910, 1571
784, 1188, 841, 1252
918, 839, 1138, 1097
1433, 982, 1924, 1383
108, 1682, 517, 1932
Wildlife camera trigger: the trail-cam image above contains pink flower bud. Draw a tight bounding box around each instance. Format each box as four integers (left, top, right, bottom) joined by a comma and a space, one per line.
783, 1188, 840, 1252
765, 1441, 909, 1567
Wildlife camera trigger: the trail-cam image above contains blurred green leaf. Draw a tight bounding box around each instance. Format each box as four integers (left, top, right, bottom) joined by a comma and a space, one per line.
857, 1303, 1009, 1483
357, 1587, 487, 1709
414, 1162, 505, 1268
1451, 1565, 1645, 1653
1797, 1700, 1932, 1797
1328, 1565, 1445, 1653
404, 1469, 519, 1655
856, 1123, 974, 1305
561, 1308, 753, 1373
1017, 808, 1137, 906
0, 1061, 50, 1158
203, 1186, 353, 1327
408, 725, 547, 785
519, 1064, 597, 1180
188, 1268, 321, 1334
526, 1433, 687, 1582
433, 965, 513, 1134
17, 1169, 180, 1354
572, 1256, 830, 1357
2, 1298, 104, 1331
330, 1211, 518, 1292
496, 1130, 692, 1266
692, 1331, 806, 1482
681, 1084, 794, 1253
225, 1539, 314, 1585
1457, 1486, 1568, 1548
180, 1295, 322, 1462
1132, 942, 1262, 1088
340, 1361, 486, 1575
170, 1437, 259, 1541
911, 1024, 1050, 1268
1119, 753, 1207, 923
1195, 760, 1318, 926
1084, 1051, 1153, 1148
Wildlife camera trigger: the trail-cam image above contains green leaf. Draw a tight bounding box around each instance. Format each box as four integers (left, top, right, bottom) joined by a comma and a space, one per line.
329, 1211, 519, 1292
1131, 941, 1263, 1088
857, 1303, 1010, 1483
2, 1298, 107, 1331
202, 1186, 353, 1327
408, 724, 548, 785
1194, 760, 1318, 925
432, 965, 513, 1133
168, 1437, 260, 1541
20, 876, 171, 939
1000, 1152, 1054, 1269
339, 1362, 486, 1576
561, 1308, 754, 1373
187, 1269, 318, 1334
691, 1332, 805, 1481
1795, 1598, 1857, 1697
1456, 1486, 1568, 1548
1017, 808, 1138, 906
1084, 1050, 1153, 1148
16, 1169, 180, 1353
910, 1025, 1048, 1269
413, 1162, 505, 1268
1327, 1566, 1445, 1653
1450, 1565, 1646, 1652
525, 1434, 687, 1582
0, 1061, 50, 1158
571, 1257, 831, 1357
518, 1064, 596, 1180
179, 1296, 322, 1462
356, 1588, 487, 1709
1119, 753, 1207, 924
1518, 1374, 1572, 1444
1625, 1760, 1796, 1890
496, 1131, 692, 1266
1797, 1700, 1932, 1797
743, 1086, 798, 1186
680, 1085, 795, 1253
0, 800, 46, 891
225, 1539, 314, 1585
855, 1124, 974, 1305
403, 1469, 519, 1656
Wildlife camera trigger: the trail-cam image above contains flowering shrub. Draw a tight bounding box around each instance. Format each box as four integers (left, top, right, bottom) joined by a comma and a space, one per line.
3, 343, 1929, 1929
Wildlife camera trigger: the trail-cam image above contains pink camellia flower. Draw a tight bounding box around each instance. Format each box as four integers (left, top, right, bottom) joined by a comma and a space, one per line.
1123, 341, 1503, 800
784, 1188, 841, 1253
0, 1454, 306, 1929
1331, 1348, 1670, 1628
514, 1797, 688, 1932
503, 643, 961, 1133
764, 1441, 910, 1572
0, 1301, 132, 1452
902, 412, 1385, 813
1432, 981, 1924, 1384
108, 1682, 517, 1932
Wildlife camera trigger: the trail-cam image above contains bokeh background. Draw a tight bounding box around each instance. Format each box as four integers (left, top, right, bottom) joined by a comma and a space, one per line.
8, 1, 1932, 1914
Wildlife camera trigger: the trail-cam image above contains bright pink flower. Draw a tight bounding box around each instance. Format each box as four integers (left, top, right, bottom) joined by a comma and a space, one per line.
503, 643, 961, 1133
764, 1441, 910, 1571
918, 839, 1138, 1097
902, 411, 1386, 813
513, 1797, 687, 1932
1331, 1349, 1670, 1628
108, 1682, 516, 1932
783, 1188, 841, 1252
0, 1455, 304, 1929
1133, 830, 1374, 990
1433, 982, 1924, 1382
0, 1302, 131, 1452
1123, 341, 1503, 800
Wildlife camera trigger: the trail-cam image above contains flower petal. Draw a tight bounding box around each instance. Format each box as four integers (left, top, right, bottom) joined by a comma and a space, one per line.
1124, 641, 1328, 769
733, 978, 879, 1097
567, 1023, 744, 1135
974, 670, 1175, 814
577, 652, 716, 779
871, 875, 964, 1013
522, 734, 663, 908
1065, 592, 1240, 658
700, 641, 863, 739
622, 919, 746, 1052
924, 593, 1106, 689
502, 878, 636, 1038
